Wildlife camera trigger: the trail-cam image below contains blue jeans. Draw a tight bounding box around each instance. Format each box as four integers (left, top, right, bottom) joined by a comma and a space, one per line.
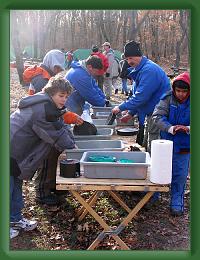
10, 176, 24, 222
122, 78, 128, 93
170, 153, 190, 212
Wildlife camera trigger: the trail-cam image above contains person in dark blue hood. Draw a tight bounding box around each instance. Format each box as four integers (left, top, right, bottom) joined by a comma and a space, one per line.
64, 55, 106, 115
152, 72, 190, 216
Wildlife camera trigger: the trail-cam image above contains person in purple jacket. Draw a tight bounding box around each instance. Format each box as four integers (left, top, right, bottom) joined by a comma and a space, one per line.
64, 55, 106, 115
112, 41, 171, 152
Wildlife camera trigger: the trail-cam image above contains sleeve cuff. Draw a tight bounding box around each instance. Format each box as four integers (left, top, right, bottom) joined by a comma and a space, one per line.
168, 126, 175, 135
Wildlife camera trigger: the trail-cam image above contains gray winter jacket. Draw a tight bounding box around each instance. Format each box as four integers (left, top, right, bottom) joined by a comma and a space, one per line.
104, 49, 119, 78
10, 92, 75, 180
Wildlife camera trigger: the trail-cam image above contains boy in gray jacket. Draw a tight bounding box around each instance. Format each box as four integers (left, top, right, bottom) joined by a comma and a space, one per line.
10, 75, 81, 239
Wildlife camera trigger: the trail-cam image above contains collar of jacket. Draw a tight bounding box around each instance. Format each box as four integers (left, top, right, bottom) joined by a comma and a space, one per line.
79, 60, 92, 76
127, 56, 147, 74
105, 48, 114, 55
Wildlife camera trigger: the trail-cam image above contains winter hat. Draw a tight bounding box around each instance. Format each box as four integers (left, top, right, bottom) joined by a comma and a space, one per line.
102, 42, 111, 47
172, 72, 190, 103
42, 49, 65, 72
172, 72, 190, 90
123, 41, 143, 57
92, 45, 99, 52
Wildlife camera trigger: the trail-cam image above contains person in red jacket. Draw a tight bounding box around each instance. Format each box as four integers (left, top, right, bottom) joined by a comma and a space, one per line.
90, 45, 109, 91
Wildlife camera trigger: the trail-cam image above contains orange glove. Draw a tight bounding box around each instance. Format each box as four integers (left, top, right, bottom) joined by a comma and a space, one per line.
63, 111, 83, 125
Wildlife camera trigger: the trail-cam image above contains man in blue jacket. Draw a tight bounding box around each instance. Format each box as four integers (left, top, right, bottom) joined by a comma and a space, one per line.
112, 41, 170, 152
64, 55, 106, 115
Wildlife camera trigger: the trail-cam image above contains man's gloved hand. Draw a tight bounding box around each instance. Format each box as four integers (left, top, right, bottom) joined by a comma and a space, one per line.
105, 72, 110, 77
63, 111, 84, 125
120, 113, 133, 123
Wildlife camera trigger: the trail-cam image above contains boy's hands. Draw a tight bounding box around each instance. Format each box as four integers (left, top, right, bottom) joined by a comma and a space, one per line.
63, 112, 83, 125
174, 125, 190, 134
75, 116, 84, 125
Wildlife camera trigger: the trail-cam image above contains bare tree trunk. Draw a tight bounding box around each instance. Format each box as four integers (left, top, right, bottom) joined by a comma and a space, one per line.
33, 11, 38, 59
175, 10, 189, 67
11, 11, 24, 85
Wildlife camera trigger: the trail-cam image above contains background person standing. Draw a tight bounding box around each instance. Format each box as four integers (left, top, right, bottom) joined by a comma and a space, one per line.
90, 45, 109, 91
102, 42, 119, 99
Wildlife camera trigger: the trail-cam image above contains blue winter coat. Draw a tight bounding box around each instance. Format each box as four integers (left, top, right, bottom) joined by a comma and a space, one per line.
119, 56, 170, 124
152, 91, 190, 153
65, 60, 106, 115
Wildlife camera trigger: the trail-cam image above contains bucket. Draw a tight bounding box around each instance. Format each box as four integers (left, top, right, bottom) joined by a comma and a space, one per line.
60, 159, 80, 178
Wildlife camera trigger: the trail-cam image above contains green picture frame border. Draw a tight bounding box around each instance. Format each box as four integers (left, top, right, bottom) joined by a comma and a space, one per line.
0, 0, 199, 259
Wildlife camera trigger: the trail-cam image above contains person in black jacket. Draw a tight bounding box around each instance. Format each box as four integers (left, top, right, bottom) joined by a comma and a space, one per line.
119, 54, 131, 96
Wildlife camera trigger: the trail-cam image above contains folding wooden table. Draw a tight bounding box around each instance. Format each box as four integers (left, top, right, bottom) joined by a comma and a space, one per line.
56, 175, 169, 250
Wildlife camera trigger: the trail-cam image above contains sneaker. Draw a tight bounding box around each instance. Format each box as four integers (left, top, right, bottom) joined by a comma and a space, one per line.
115, 89, 118, 94
121, 90, 124, 94
125, 91, 129, 96
10, 228, 19, 239
11, 218, 37, 231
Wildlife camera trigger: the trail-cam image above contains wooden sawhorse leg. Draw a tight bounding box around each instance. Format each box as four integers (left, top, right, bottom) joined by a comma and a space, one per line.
108, 190, 132, 213
71, 190, 130, 250
71, 190, 154, 250
76, 191, 102, 221
89, 191, 154, 250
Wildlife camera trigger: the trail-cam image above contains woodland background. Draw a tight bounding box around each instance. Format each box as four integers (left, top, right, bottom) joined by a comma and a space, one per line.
10, 10, 190, 84
9, 9, 190, 250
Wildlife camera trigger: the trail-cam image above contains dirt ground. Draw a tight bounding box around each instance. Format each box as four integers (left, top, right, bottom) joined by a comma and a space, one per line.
9, 66, 190, 251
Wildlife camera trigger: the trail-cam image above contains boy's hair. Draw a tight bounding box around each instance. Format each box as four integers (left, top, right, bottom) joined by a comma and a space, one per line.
42, 74, 73, 96
86, 55, 103, 70
173, 80, 189, 90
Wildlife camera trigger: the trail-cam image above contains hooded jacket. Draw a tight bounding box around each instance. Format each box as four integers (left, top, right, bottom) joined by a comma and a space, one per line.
152, 72, 190, 153
29, 49, 65, 93
119, 56, 171, 125
10, 92, 75, 180
64, 60, 106, 115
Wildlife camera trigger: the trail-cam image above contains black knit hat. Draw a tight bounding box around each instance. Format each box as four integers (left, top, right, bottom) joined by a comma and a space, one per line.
92, 45, 99, 52
123, 41, 143, 57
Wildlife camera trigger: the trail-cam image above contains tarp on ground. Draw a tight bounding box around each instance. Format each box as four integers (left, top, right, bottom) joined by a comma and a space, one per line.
73, 48, 122, 61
